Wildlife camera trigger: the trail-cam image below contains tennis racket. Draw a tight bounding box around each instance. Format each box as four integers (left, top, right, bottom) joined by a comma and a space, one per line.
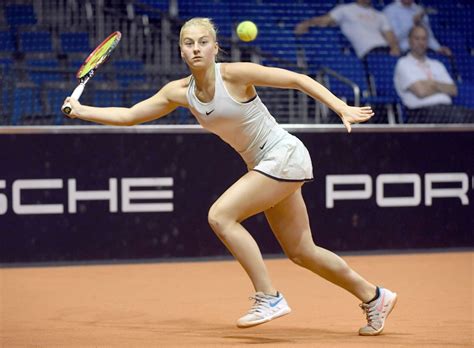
62, 31, 122, 115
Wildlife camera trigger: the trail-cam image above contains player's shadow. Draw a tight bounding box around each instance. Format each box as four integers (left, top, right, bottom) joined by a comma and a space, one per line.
220, 326, 355, 345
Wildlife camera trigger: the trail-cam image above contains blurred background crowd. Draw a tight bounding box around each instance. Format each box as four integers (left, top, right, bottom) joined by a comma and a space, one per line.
0, 0, 472, 125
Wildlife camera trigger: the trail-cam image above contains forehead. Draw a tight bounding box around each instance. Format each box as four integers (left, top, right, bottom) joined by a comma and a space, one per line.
412, 27, 428, 37
182, 25, 213, 40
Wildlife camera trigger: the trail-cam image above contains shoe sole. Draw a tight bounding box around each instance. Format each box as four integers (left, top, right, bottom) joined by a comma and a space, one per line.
359, 292, 398, 336
236, 307, 292, 328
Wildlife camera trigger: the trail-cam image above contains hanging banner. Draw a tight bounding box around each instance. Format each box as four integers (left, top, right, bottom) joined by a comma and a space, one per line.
0, 126, 472, 263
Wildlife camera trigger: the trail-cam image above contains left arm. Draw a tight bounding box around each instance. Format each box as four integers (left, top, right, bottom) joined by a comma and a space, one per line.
226, 63, 374, 133
382, 30, 401, 56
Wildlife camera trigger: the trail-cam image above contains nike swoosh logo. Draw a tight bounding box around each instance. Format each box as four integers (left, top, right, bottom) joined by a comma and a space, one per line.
270, 297, 283, 307
259, 141, 267, 150
205, 109, 215, 115
376, 292, 385, 312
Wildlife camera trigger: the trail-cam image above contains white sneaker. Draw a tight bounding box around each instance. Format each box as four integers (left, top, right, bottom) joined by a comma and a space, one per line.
236, 291, 291, 328
359, 287, 398, 336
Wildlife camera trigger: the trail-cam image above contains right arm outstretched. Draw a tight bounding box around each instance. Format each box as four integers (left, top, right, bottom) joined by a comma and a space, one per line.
62, 79, 188, 126
294, 14, 335, 34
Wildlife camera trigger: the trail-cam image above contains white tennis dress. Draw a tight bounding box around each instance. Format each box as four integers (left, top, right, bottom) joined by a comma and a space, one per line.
186, 63, 313, 182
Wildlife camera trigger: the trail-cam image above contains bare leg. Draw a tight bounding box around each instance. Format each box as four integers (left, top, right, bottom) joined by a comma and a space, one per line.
265, 188, 377, 302
208, 171, 302, 295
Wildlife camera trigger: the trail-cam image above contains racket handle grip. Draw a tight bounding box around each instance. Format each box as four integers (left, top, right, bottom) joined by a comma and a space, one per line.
62, 84, 85, 115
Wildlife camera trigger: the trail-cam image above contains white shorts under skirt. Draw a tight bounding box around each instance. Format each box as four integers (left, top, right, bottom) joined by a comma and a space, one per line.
251, 133, 314, 182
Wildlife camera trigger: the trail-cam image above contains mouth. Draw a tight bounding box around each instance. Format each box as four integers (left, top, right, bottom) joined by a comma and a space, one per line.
192, 56, 202, 60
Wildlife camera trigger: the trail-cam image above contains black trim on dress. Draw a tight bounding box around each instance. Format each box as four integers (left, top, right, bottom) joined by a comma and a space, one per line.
252, 169, 314, 183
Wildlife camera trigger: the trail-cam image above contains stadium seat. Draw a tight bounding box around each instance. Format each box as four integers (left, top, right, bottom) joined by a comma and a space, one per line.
180, 0, 232, 37
112, 59, 146, 87
4, 4, 37, 28
60, 32, 91, 53
26, 59, 63, 85
19, 31, 53, 53
92, 89, 124, 107
0, 57, 13, 72
454, 82, 474, 109
11, 84, 42, 125
0, 31, 15, 52
316, 52, 370, 104
134, 0, 169, 20
45, 88, 70, 125
365, 53, 399, 102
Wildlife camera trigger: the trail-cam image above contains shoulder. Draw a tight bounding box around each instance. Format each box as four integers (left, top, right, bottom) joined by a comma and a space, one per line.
397, 54, 412, 65
383, 3, 396, 13
427, 57, 447, 69
165, 76, 192, 89
159, 76, 190, 106
395, 55, 411, 71
332, 3, 350, 12
373, 7, 386, 18
220, 62, 259, 82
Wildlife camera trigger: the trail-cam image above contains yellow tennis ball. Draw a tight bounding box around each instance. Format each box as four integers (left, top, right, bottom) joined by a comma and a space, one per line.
237, 21, 258, 42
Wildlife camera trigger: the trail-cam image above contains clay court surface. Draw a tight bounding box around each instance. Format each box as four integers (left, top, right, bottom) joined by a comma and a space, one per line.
1, 251, 472, 347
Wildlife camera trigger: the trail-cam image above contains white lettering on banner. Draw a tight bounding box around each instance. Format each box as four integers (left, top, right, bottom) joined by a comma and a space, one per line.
68, 178, 118, 213
425, 173, 468, 206
0, 180, 7, 215
0, 177, 173, 215
326, 175, 372, 208
13, 179, 64, 214
326, 173, 471, 208
121, 177, 173, 212
376, 174, 421, 207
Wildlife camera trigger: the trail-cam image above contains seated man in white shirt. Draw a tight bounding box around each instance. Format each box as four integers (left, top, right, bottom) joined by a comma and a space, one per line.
384, 0, 451, 56
295, 0, 400, 58
394, 25, 473, 123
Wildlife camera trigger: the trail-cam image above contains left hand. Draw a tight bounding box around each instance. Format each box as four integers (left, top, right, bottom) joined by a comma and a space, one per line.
389, 46, 401, 57
338, 105, 374, 133
437, 46, 452, 56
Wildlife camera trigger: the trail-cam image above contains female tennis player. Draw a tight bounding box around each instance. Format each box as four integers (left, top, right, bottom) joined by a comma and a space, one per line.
63, 18, 397, 336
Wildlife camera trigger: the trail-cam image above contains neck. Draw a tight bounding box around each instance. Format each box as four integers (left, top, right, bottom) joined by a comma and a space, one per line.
411, 51, 426, 61
192, 63, 216, 90
357, 2, 371, 8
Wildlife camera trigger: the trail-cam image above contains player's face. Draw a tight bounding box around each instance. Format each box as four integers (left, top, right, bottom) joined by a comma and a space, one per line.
409, 27, 428, 56
180, 26, 218, 69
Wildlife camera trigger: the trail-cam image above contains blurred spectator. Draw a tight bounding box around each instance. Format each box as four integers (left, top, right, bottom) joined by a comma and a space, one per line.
294, 0, 400, 58
394, 25, 473, 123
384, 0, 451, 56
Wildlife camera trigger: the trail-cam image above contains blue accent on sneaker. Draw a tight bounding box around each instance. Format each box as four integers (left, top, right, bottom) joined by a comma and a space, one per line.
269, 296, 284, 307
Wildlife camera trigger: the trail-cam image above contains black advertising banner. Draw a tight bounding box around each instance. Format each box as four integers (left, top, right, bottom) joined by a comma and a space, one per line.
0, 126, 473, 263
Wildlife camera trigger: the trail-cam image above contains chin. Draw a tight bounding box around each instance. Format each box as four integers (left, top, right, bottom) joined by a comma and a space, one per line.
189, 61, 210, 69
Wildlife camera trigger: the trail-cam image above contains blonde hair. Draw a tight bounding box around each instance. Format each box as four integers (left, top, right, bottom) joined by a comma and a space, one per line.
179, 17, 218, 46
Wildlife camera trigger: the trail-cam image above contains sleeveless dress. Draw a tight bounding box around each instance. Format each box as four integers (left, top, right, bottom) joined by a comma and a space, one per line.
186, 63, 313, 182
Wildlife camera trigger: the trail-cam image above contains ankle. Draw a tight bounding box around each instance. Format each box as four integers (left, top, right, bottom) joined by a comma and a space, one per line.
364, 286, 380, 304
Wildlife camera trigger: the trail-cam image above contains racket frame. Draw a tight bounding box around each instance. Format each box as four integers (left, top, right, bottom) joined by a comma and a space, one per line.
62, 31, 121, 115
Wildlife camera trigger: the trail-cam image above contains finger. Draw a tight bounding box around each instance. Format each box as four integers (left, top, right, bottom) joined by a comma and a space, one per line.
353, 115, 372, 123
343, 120, 352, 133
358, 114, 373, 122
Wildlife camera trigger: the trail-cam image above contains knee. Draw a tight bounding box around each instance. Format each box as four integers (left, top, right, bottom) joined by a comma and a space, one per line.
286, 246, 312, 267
208, 203, 233, 237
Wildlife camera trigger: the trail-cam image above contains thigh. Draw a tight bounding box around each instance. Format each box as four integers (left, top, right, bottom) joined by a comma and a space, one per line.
264, 188, 315, 254
212, 171, 303, 222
